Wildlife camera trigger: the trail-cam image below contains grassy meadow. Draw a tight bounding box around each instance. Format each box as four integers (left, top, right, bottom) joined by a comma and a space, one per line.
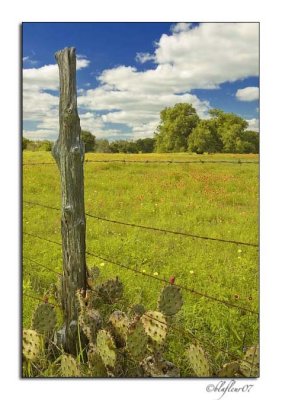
23, 151, 259, 376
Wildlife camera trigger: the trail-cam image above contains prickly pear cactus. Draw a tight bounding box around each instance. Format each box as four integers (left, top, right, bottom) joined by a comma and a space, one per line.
32, 303, 56, 335
218, 361, 240, 377
22, 329, 42, 361
126, 319, 148, 361
96, 329, 116, 368
130, 304, 146, 317
158, 285, 183, 316
60, 354, 80, 377
95, 277, 123, 304
87, 343, 108, 377
79, 308, 102, 343
109, 310, 129, 340
141, 311, 167, 344
240, 346, 259, 377
141, 354, 180, 377
186, 343, 210, 377
76, 288, 100, 311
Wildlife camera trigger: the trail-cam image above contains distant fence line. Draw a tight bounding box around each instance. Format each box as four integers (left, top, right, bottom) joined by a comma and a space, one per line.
23, 158, 259, 166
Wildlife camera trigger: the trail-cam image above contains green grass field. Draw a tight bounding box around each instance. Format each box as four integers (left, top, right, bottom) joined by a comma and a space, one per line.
23, 151, 259, 376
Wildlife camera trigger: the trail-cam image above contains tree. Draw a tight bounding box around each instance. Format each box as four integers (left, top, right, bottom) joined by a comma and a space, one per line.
109, 140, 138, 153
81, 130, 96, 152
135, 138, 156, 153
209, 109, 249, 153
188, 120, 222, 154
235, 130, 259, 153
95, 139, 112, 153
154, 103, 199, 152
22, 137, 30, 150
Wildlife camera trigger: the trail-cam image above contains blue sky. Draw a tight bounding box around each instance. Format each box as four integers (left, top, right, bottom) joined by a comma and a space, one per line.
23, 22, 259, 141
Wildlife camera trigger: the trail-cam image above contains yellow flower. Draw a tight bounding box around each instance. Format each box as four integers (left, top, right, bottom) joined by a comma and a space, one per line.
153, 272, 159, 276
238, 256, 241, 259
100, 262, 105, 267
189, 270, 194, 274
237, 249, 242, 253
142, 269, 146, 273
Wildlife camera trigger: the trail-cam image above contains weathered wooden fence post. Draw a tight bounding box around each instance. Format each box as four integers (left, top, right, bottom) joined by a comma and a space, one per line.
52, 47, 87, 353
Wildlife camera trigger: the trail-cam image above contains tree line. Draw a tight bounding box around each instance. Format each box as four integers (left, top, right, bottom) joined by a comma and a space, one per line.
23, 103, 259, 154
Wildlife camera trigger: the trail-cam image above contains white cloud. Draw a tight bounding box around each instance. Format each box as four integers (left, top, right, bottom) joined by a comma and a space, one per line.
23, 23, 259, 141
135, 52, 155, 63
246, 118, 259, 131
236, 86, 259, 101
23, 56, 38, 66
170, 22, 193, 33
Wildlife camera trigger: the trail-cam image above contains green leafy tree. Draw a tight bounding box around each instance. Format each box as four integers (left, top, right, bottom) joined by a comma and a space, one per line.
135, 138, 156, 153
235, 130, 259, 153
81, 130, 96, 152
188, 120, 222, 154
155, 103, 199, 152
95, 139, 112, 153
109, 140, 138, 153
22, 137, 30, 150
209, 109, 249, 153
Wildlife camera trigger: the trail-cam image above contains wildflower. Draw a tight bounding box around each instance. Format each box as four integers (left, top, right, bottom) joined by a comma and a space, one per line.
100, 262, 105, 267
142, 269, 146, 273
189, 270, 194, 274
234, 294, 240, 300
153, 272, 159, 276
238, 256, 241, 259
169, 276, 175, 285
238, 249, 242, 253
248, 296, 253, 301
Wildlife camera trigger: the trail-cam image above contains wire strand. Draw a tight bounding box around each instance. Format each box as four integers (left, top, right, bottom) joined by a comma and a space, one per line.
23, 231, 258, 315
23, 255, 62, 276
23, 159, 259, 166
22, 255, 257, 368
23, 200, 259, 248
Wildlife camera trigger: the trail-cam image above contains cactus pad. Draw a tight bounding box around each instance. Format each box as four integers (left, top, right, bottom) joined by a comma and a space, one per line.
109, 310, 129, 339
32, 303, 57, 335
158, 285, 183, 316
130, 304, 145, 317
87, 343, 108, 377
186, 344, 210, 377
126, 320, 148, 360
218, 361, 240, 377
22, 329, 42, 361
141, 311, 167, 343
141, 355, 180, 377
240, 346, 259, 377
96, 330, 116, 368
79, 308, 102, 343
60, 354, 80, 377
95, 277, 123, 304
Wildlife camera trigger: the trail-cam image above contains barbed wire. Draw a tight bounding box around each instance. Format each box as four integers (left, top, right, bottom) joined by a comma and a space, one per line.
23, 292, 59, 308
23, 200, 259, 248
23, 231, 258, 315
23, 159, 259, 166
22, 255, 256, 368
23, 255, 62, 276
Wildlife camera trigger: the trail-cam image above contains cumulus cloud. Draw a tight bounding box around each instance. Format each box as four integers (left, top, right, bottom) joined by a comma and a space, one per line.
246, 118, 259, 131
236, 86, 259, 101
170, 22, 193, 33
135, 52, 155, 63
23, 23, 259, 140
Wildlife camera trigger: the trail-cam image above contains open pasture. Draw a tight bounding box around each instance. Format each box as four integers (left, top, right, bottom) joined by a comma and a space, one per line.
23, 151, 259, 375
